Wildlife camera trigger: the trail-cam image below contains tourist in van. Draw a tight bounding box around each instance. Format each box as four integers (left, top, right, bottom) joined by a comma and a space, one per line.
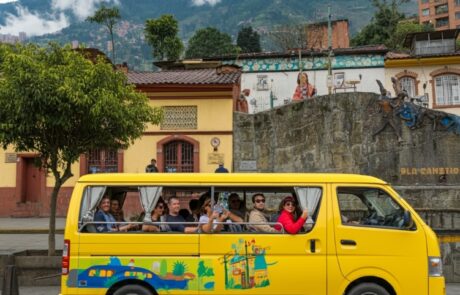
228, 193, 246, 219
142, 197, 166, 232
248, 193, 278, 233
165, 197, 198, 233
110, 199, 125, 222
199, 196, 229, 233
274, 196, 308, 234
95, 196, 132, 232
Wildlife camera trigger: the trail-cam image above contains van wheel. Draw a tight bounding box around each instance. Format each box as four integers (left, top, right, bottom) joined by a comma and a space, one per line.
348, 283, 390, 295
113, 285, 153, 295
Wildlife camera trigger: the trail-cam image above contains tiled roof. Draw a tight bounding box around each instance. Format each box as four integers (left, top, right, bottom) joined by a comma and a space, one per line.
204, 45, 388, 60
127, 68, 241, 85
386, 51, 460, 60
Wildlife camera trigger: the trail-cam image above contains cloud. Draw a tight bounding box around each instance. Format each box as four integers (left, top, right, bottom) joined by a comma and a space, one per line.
191, 0, 221, 6
0, 6, 69, 36
0, 0, 119, 36
51, 0, 119, 21
0, 0, 18, 4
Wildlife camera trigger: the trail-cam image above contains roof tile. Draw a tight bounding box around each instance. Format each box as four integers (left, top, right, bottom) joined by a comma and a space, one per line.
127, 69, 241, 85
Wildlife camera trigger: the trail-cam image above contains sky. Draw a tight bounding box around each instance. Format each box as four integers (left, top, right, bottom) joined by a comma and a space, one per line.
0, 0, 222, 37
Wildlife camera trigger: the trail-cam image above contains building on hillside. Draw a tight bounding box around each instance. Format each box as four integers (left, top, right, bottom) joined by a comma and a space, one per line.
306, 19, 349, 50
418, 0, 460, 30
385, 29, 460, 115
206, 45, 388, 113
0, 63, 240, 217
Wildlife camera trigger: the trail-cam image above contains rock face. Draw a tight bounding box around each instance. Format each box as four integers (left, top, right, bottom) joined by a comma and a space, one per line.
234, 92, 460, 185
233, 92, 460, 222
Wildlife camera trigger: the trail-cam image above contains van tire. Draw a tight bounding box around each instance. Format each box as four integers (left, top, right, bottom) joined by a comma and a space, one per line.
113, 285, 152, 295
347, 282, 390, 295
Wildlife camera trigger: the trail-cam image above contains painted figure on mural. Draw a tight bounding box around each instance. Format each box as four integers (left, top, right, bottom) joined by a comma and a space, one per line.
292, 72, 316, 101
236, 89, 250, 113
373, 79, 403, 142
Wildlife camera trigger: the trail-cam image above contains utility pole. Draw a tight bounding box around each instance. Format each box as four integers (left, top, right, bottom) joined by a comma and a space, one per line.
327, 5, 333, 95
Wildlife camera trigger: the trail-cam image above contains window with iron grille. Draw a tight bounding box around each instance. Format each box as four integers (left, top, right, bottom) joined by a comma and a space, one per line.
435, 75, 460, 106
87, 149, 119, 173
161, 106, 197, 130
164, 141, 194, 173
399, 77, 416, 98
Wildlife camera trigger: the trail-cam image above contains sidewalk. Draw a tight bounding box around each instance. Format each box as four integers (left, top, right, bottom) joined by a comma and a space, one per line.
0, 217, 66, 234
0, 218, 65, 254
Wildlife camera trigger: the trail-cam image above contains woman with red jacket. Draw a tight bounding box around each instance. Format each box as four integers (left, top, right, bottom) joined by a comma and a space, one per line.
274, 196, 308, 234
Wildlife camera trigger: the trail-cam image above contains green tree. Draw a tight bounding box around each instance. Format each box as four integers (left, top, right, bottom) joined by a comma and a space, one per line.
387, 20, 434, 50
237, 26, 261, 53
0, 43, 162, 255
144, 14, 184, 61
351, 0, 409, 48
86, 4, 121, 63
185, 27, 239, 59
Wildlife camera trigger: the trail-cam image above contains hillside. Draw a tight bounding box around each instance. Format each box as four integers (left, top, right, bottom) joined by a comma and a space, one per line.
0, 0, 418, 70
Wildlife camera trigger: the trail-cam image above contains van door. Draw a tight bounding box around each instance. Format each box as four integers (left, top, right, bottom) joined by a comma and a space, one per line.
199, 186, 327, 295
332, 184, 427, 295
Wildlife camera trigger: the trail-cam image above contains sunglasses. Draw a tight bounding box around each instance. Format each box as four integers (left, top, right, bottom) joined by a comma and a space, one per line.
204, 203, 211, 208
255, 199, 265, 203
284, 201, 296, 207
156, 205, 164, 209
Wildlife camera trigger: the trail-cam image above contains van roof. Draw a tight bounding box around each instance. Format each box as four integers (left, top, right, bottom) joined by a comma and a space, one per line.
78, 173, 387, 185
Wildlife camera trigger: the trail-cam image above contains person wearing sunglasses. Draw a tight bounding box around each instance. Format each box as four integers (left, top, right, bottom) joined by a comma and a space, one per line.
142, 197, 166, 232
274, 196, 308, 234
248, 193, 278, 233
228, 193, 246, 219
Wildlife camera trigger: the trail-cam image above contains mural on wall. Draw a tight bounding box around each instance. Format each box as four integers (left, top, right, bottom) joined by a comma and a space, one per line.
373, 78, 460, 141
220, 239, 275, 290
223, 54, 384, 72
292, 72, 316, 101
66, 256, 215, 291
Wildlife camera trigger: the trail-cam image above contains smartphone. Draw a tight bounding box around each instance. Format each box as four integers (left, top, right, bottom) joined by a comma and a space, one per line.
213, 204, 223, 214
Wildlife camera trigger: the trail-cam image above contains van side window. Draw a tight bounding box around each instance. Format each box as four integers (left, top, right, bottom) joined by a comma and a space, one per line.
79, 186, 145, 233
337, 187, 408, 229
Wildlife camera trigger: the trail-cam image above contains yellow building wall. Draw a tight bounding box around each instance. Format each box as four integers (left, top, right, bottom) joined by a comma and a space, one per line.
385, 61, 460, 116
0, 93, 235, 191
146, 98, 234, 132
126, 134, 233, 173
0, 146, 18, 187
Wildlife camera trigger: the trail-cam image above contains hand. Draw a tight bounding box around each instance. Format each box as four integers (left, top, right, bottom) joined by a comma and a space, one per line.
301, 209, 308, 220
219, 210, 230, 221
211, 211, 220, 220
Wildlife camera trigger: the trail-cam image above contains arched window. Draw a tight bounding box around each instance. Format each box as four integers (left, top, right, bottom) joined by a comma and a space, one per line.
163, 140, 195, 172
434, 74, 460, 106
399, 77, 416, 98
87, 149, 119, 173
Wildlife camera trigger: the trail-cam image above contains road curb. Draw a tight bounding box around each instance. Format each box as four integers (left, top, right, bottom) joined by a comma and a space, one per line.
0, 229, 64, 234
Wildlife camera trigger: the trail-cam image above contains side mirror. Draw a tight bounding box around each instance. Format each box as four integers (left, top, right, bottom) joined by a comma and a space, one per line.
402, 211, 413, 229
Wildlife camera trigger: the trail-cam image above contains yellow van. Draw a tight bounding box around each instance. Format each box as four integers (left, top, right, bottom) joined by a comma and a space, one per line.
61, 173, 445, 295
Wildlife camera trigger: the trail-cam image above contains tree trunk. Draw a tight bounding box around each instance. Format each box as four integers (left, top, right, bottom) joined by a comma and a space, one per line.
110, 29, 116, 64
48, 179, 62, 256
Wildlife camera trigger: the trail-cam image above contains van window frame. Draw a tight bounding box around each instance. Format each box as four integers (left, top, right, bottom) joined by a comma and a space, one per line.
78, 184, 324, 235
336, 185, 416, 231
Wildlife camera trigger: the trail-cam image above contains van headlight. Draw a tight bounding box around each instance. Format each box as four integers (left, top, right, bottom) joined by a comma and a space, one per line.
428, 256, 443, 277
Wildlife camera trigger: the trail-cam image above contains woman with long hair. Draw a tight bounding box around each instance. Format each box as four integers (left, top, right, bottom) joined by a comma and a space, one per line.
142, 197, 166, 232
274, 196, 308, 234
